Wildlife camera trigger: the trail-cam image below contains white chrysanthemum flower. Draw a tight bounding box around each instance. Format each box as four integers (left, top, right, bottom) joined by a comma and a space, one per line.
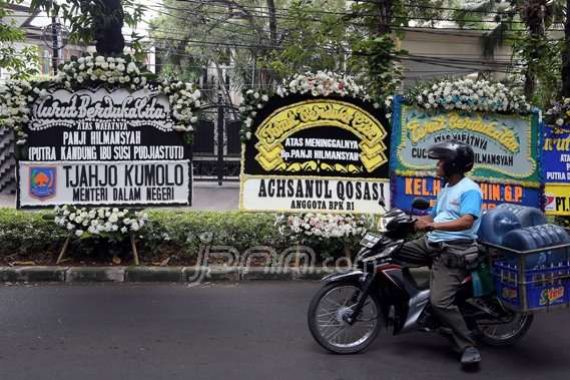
127, 62, 138, 73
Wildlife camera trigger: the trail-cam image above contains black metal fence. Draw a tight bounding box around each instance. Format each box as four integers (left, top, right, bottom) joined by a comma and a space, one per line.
192, 105, 242, 184
0, 128, 16, 194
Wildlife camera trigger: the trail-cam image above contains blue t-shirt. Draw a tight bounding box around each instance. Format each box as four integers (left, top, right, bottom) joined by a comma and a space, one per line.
427, 177, 483, 243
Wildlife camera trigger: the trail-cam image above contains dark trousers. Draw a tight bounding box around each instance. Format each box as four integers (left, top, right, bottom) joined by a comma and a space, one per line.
395, 237, 476, 351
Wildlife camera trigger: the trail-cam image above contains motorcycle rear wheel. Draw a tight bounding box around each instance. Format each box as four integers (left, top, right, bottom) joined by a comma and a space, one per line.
308, 281, 381, 354
473, 298, 534, 347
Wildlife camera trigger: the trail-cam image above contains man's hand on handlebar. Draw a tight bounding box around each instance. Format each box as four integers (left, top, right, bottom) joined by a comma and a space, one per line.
414, 216, 434, 231
415, 214, 476, 232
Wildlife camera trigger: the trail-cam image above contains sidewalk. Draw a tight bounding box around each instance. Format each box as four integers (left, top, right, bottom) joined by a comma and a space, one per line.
0, 266, 336, 283
0, 265, 431, 284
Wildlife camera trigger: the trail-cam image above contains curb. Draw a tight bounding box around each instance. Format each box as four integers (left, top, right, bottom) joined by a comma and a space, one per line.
0, 266, 355, 284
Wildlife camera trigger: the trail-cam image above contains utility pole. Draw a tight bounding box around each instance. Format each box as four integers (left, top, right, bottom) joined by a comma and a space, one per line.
562, 0, 570, 97
217, 91, 224, 186
51, 14, 59, 75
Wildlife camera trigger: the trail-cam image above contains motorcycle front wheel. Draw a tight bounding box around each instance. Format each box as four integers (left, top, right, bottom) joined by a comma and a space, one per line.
308, 281, 381, 354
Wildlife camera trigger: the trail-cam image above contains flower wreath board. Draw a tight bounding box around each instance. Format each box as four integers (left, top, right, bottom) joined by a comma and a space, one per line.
542, 124, 570, 219
390, 79, 542, 212
542, 101, 570, 215
0, 54, 200, 264
0, 54, 200, 209
239, 71, 391, 214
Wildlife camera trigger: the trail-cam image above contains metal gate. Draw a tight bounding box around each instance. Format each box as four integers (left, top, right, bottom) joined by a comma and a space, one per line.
192, 105, 242, 184
0, 128, 16, 194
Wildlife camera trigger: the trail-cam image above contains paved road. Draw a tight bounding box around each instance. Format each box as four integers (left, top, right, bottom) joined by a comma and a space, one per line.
0, 182, 240, 210
0, 282, 568, 380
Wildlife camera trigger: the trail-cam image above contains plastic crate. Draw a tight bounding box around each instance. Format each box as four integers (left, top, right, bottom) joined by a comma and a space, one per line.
487, 244, 570, 312
493, 261, 570, 310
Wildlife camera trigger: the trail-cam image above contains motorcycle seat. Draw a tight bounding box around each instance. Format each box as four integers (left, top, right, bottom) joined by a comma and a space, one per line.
402, 267, 430, 291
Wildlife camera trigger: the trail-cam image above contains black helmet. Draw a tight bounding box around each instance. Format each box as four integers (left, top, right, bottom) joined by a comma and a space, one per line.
428, 140, 475, 176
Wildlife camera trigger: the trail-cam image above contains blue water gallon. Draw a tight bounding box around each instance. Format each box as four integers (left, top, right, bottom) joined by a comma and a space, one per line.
502, 224, 570, 268
496, 204, 546, 227
478, 208, 522, 245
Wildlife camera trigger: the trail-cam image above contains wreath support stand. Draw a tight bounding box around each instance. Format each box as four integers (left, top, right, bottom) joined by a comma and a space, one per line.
130, 233, 140, 265
56, 235, 71, 264
294, 245, 301, 268
55, 234, 140, 265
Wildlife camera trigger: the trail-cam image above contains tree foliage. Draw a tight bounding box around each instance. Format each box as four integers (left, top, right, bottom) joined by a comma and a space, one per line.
30, 0, 147, 57
261, 0, 348, 79
150, 0, 285, 104
150, 0, 448, 106
450, 0, 570, 107
0, 0, 40, 79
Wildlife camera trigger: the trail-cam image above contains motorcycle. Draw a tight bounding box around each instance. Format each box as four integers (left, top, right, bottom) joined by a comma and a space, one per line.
307, 199, 533, 354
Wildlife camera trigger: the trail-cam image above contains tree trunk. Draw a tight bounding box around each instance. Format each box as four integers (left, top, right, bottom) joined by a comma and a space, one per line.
521, 0, 547, 99
266, 0, 277, 46
375, 0, 393, 35
562, 0, 570, 97
94, 0, 125, 55
261, 0, 278, 87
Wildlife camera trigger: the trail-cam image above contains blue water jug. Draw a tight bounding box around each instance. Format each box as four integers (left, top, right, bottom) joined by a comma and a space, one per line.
478, 208, 522, 245
502, 224, 570, 268
496, 204, 546, 227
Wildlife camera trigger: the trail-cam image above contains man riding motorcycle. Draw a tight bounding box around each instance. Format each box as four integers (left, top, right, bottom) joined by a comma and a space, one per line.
395, 140, 483, 366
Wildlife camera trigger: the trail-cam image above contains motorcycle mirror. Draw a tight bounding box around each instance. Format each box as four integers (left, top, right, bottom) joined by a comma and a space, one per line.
411, 198, 430, 211
377, 198, 388, 213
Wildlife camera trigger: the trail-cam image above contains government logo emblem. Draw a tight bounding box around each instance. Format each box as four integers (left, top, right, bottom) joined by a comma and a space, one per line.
29, 167, 56, 199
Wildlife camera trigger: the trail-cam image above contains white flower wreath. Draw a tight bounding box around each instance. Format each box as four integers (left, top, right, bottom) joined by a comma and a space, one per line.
54, 205, 148, 238
0, 53, 201, 144
405, 78, 531, 114
275, 213, 371, 240
239, 71, 380, 141
545, 98, 570, 127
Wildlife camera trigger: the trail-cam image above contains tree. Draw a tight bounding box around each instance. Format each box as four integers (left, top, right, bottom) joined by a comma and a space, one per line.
150, 0, 349, 105
452, 0, 565, 106
262, 0, 348, 79
346, 1, 446, 102
150, 0, 450, 106
29, 0, 147, 56
519, 0, 548, 97
0, 0, 40, 79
